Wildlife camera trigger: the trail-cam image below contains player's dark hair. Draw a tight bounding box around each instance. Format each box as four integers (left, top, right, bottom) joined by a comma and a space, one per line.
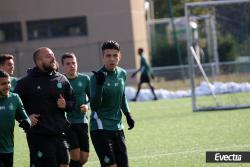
0, 69, 9, 78
0, 54, 14, 65
61, 52, 76, 65
101, 40, 120, 52
138, 48, 144, 53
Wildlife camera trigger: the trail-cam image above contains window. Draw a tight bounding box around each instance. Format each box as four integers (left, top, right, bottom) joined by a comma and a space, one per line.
0, 22, 22, 42
27, 16, 88, 40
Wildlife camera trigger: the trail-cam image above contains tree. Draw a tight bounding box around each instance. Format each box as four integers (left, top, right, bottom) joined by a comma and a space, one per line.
153, 0, 206, 19
151, 35, 187, 66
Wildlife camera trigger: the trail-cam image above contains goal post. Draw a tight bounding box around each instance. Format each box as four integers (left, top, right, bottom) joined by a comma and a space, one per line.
185, 0, 250, 111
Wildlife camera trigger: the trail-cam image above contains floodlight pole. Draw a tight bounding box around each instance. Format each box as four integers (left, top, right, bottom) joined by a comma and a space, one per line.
167, 0, 186, 81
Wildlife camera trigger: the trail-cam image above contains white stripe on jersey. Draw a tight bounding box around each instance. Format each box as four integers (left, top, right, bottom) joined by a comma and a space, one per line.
83, 115, 88, 124
93, 112, 103, 129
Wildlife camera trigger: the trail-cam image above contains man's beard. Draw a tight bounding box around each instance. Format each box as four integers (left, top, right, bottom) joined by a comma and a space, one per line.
8, 70, 14, 76
42, 61, 57, 72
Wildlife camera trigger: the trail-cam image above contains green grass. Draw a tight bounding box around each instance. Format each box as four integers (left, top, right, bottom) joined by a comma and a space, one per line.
14, 97, 250, 166
196, 92, 250, 108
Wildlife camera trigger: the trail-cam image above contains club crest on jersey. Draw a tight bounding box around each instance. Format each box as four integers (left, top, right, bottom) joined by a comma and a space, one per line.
78, 81, 83, 87
8, 103, 14, 110
57, 82, 62, 89
37, 150, 43, 158
104, 155, 110, 164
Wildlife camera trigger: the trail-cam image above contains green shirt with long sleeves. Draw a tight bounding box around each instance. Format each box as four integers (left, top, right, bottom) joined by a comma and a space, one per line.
140, 54, 152, 76
66, 73, 90, 123
90, 66, 130, 131
0, 92, 30, 153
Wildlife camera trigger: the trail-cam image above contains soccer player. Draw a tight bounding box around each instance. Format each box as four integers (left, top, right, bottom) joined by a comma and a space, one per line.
14, 47, 76, 167
61, 53, 90, 167
131, 48, 157, 101
90, 40, 135, 167
0, 54, 17, 92
0, 70, 31, 167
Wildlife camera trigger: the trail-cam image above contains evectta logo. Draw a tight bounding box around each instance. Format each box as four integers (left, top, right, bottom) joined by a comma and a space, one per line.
206, 151, 250, 163
214, 152, 242, 162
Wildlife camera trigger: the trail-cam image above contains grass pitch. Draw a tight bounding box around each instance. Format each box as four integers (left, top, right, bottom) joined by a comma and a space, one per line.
14, 97, 250, 167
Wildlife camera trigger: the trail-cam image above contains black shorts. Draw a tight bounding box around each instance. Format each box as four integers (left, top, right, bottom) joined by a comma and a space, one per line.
140, 73, 150, 83
27, 133, 69, 167
65, 123, 89, 152
90, 130, 128, 167
0, 152, 13, 167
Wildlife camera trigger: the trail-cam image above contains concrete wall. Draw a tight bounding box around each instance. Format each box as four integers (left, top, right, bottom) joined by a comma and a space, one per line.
0, 0, 148, 83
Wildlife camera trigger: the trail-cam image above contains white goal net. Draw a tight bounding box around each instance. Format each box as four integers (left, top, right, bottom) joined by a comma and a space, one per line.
185, 0, 250, 111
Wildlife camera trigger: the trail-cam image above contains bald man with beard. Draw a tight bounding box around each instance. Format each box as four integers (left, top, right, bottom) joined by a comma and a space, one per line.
14, 47, 76, 167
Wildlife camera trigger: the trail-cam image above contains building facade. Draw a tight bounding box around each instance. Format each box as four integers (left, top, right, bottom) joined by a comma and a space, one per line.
0, 0, 149, 80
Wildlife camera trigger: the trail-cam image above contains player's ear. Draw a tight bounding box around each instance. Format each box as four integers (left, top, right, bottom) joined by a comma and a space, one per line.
119, 52, 122, 60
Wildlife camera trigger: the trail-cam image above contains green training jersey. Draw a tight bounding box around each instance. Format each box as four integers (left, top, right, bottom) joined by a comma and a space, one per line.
10, 77, 17, 92
140, 54, 152, 76
0, 92, 30, 153
90, 66, 130, 131
66, 73, 90, 123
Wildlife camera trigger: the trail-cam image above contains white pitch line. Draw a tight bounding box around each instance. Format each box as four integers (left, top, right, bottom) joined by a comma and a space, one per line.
87, 144, 250, 165
130, 144, 250, 160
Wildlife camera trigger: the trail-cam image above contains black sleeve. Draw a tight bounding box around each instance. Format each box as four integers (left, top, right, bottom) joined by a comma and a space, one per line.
89, 75, 104, 112
14, 78, 28, 112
